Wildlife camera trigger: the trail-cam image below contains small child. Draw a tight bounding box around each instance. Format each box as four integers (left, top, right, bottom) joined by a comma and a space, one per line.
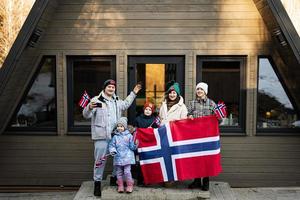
133, 102, 160, 185
134, 102, 160, 129
109, 117, 137, 193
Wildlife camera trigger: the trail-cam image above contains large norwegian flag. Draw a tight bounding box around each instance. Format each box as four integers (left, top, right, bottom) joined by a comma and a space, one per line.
136, 115, 222, 184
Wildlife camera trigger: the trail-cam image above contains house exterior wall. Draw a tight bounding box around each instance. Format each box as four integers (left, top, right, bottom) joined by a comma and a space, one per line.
1, 0, 300, 187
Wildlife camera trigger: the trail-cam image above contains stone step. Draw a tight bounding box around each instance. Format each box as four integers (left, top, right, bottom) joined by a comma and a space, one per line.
74, 179, 237, 200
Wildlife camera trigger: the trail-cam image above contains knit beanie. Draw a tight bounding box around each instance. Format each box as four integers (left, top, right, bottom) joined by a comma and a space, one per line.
103, 79, 116, 89
196, 82, 208, 95
166, 80, 181, 95
116, 117, 128, 129
143, 102, 155, 113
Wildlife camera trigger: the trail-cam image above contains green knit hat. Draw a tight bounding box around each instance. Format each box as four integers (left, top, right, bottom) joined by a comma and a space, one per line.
166, 80, 181, 95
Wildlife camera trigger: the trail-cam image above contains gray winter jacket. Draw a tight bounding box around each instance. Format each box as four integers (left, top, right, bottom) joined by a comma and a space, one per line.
83, 91, 136, 140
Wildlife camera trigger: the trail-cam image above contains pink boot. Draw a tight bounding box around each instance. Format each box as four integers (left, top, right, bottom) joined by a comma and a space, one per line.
126, 180, 134, 193
117, 179, 124, 193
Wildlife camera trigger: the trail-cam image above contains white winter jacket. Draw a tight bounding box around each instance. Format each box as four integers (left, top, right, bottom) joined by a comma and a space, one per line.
159, 96, 188, 125
83, 91, 136, 140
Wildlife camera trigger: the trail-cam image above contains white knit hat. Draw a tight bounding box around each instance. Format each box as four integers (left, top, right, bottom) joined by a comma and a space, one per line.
196, 82, 208, 95
117, 117, 128, 129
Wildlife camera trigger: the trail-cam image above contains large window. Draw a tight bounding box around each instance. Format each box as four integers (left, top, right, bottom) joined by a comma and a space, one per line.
67, 56, 116, 132
197, 56, 246, 133
7, 56, 57, 132
257, 57, 299, 132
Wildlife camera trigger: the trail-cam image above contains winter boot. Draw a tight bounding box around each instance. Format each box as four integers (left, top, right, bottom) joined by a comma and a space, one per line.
94, 181, 101, 197
126, 180, 134, 193
201, 177, 209, 191
188, 178, 201, 189
110, 175, 117, 186
117, 179, 124, 193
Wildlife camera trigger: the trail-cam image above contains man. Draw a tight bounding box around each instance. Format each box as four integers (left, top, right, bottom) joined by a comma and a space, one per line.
83, 79, 141, 197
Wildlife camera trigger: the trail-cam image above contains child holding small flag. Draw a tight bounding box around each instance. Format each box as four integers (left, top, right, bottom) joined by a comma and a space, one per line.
187, 82, 217, 191
133, 102, 160, 186
134, 102, 160, 129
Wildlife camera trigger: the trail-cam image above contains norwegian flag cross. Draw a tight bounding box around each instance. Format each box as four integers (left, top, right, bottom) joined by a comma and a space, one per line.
137, 116, 222, 184
78, 90, 90, 108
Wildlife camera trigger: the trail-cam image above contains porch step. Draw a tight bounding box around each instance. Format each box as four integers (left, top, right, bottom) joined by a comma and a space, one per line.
74, 178, 236, 200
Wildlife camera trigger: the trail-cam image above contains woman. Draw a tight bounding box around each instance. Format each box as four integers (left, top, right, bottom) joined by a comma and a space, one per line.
159, 81, 188, 125
159, 81, 188, 187
187, 82, 217, 191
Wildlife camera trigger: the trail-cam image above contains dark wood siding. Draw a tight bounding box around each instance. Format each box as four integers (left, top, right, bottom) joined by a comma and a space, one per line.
1, 135, 300, 187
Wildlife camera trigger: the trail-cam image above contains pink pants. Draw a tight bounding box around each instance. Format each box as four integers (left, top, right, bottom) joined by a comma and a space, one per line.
115, 165, 132, 181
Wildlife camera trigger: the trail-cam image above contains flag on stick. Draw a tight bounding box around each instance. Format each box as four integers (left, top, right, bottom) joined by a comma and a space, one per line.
78, 90, 90, 108
214, 101, 227, 119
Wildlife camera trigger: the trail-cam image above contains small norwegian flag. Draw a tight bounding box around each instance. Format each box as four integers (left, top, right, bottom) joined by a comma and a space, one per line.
78, 90, 90, 108
214, 101, 227, 119
149, 116, 161, 128
153, 116, 161, 127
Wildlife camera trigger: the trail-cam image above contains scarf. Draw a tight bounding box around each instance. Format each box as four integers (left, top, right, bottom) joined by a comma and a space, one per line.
166, 96, 180, 111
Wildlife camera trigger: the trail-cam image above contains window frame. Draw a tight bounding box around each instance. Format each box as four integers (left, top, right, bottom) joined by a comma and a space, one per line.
256, 56, 300, 135
5, 56, 57, 134
196, 56, 247, 135
67, 55, 116, 133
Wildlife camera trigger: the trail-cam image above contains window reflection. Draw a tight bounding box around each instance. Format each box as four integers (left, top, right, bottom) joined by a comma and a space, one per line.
201, 60, 241, 127
9, 57, 56, 129
69, 56, 115, 128
257, 58, 299, 129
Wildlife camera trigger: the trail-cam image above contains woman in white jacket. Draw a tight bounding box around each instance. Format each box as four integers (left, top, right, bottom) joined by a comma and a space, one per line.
159, 81, 187, 187
159, 81, 188, 125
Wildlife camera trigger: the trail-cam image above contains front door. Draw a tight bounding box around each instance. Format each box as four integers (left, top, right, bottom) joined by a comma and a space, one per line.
128, 56, 185, 124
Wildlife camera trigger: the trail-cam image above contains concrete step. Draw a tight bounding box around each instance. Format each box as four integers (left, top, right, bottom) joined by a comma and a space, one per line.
74, 179, 237, 200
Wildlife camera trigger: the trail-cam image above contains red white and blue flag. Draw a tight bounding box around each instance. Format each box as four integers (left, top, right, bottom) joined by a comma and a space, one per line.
78, 90, 90, 108
136, 115, 222, 184
214, 101, 227, 119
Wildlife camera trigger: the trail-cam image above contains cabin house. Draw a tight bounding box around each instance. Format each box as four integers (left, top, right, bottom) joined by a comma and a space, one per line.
0, 0, 299, 187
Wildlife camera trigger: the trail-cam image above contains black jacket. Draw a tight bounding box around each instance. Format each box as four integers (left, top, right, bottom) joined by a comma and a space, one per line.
134, 114, 159, 128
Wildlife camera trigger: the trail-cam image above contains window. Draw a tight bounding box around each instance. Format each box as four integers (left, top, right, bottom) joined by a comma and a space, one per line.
257, 57, 299, 132
197, 56, 246, 133
67, 56, 116, 132
7, 56, 57, 132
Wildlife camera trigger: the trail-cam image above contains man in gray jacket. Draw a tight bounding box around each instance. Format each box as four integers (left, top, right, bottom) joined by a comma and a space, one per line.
83, 79, 141, 197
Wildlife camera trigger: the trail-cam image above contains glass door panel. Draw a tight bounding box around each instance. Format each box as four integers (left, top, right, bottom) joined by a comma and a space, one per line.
128, 56, 184, 124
